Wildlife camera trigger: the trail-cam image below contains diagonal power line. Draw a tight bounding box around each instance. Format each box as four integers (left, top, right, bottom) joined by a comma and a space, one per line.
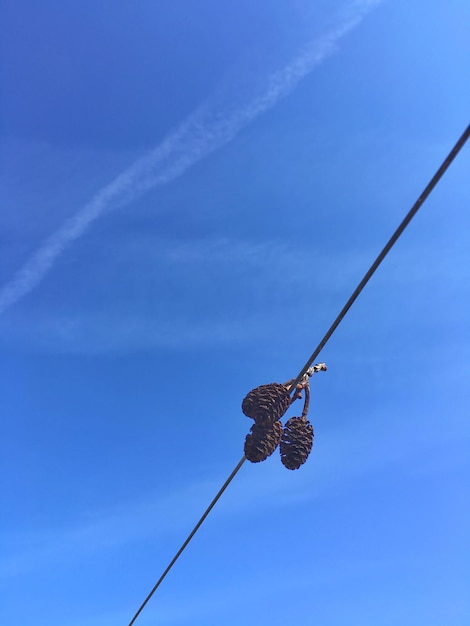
127, 122, 470, 626
289, 122, 470, 391
127, 457, 247, 626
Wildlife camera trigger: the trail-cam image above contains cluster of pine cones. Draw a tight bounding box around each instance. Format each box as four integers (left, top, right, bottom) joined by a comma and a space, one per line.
241, 380, 315, 470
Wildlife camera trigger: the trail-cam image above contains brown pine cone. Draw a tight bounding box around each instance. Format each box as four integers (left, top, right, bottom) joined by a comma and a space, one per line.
280, 416, 314, 470
244, 420, 282, 463
242, 383, 291, 425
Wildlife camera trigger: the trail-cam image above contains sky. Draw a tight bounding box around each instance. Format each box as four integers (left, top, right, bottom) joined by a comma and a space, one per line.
0, 1, 469, 625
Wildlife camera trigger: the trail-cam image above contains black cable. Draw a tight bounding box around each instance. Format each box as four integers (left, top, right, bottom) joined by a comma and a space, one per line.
127, 123, 469, 625
289, 123, 470, 392
127, 456, 246, 626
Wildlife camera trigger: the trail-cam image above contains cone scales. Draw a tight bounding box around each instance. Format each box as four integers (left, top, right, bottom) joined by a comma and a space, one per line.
280, 416, 314, 470
242, 383, 291, 425
244, 420, 282, 463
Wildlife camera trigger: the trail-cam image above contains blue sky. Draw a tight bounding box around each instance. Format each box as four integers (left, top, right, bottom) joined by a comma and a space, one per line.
1, 1, 469, 624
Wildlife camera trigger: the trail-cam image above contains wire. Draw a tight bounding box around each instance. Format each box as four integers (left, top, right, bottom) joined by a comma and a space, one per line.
127, 456, 247, 626
288, 123, 470, 391
126, 123, 469, 625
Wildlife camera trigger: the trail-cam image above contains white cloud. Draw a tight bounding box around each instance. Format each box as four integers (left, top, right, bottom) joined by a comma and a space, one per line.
3, 228, 464, 354
2, 397, 461, 582
0, 238, 374, 353
0, 1, 383, 317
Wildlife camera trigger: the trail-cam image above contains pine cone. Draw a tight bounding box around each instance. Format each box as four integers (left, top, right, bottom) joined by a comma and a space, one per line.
244, 420, 282, 463
280, 416, 314, 470
242, 383, 291, 425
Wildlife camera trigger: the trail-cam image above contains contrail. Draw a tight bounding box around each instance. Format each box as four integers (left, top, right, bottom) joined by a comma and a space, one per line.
0, 1, 382, 316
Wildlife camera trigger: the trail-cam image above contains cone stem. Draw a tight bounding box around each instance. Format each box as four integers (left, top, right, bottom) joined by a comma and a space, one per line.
301, 383, 310, 418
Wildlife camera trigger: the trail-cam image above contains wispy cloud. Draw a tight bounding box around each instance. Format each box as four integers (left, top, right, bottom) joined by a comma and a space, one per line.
2, 402, 458, 582
0, 1, 383, 316
3, 225, 462, 354
0, 238, 376, 353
